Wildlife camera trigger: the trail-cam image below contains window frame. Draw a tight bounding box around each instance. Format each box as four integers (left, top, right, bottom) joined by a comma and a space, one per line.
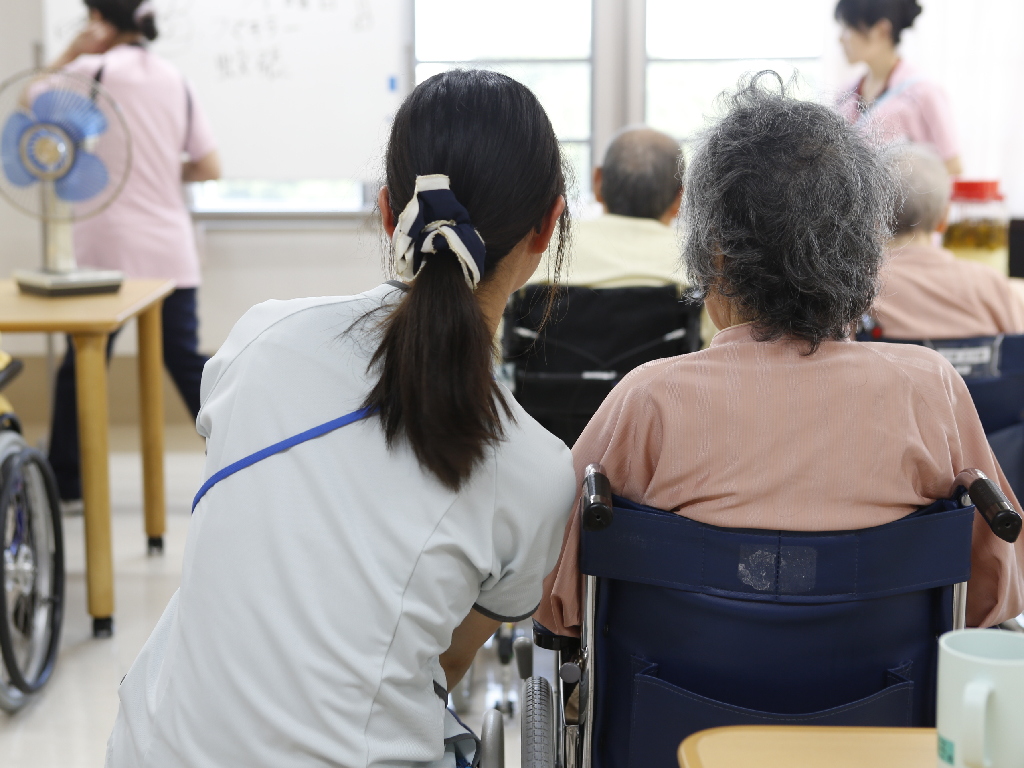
411, 1, 596, 201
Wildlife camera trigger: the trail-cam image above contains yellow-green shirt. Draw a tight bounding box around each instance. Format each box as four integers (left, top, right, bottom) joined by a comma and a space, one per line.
531, 213, 684, 287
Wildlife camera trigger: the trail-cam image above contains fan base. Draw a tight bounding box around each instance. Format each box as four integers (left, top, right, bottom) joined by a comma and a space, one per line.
14, 269, 123, 297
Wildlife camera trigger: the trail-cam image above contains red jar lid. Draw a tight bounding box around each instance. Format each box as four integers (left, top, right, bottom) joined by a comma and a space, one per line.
951, 180, 1004, 202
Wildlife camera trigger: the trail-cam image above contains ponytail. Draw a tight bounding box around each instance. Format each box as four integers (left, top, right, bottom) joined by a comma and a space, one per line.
137, 12, 158, 41
364, 254, 510, 491
368, 69, 570, 491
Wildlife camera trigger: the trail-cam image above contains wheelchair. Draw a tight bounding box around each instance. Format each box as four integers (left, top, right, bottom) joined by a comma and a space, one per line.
504, 464, 1021, 768
503, 285, 703, 447
857, 324, 1024, 499
0, 344, 65, 712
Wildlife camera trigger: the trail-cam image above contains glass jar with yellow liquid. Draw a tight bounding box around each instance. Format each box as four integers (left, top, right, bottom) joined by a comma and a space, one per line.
943, 180, 1009, 275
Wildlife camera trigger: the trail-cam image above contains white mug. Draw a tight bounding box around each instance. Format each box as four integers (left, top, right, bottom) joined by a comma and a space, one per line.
936, 629, 1024, 768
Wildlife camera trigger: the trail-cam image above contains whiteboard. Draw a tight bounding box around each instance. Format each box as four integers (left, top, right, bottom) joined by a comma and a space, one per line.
43, 0, 410, 181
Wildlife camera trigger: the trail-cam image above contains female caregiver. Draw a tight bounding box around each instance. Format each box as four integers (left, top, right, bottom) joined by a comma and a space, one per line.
835, 0, 962, 175
105, 69, 576, 768
46, 0, 220, 503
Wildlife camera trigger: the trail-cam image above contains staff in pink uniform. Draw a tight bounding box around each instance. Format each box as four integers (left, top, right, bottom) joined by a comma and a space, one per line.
46, 0, 220, 503
835, 0, 962, 176
536, 75, 1023, 637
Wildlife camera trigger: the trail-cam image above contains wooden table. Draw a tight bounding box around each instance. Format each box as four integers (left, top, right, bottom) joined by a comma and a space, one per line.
678, 726, 936, 768
0, 279, 175, 637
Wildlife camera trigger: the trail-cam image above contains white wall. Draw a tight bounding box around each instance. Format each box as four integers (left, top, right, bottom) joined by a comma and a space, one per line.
0, 0, 45, 355
195, 218, 386, 353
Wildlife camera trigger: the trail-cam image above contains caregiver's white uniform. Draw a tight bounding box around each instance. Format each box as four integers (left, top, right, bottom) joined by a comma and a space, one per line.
106, 283, 575, 767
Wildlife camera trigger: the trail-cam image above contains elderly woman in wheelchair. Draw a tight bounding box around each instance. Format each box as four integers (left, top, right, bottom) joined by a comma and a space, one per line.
518, 74, 1024, 768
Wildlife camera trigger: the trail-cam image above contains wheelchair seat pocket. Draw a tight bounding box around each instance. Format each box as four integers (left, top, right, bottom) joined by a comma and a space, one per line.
626, 661, 913, 768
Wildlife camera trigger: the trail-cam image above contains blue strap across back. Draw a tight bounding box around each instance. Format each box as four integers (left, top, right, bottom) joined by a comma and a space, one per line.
191, 406, 375, 513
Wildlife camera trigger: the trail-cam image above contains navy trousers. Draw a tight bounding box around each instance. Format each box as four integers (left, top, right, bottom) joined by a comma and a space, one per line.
48, 288, 208, 500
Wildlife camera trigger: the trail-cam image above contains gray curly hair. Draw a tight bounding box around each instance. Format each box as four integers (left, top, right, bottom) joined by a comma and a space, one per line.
682, 72, 897, 351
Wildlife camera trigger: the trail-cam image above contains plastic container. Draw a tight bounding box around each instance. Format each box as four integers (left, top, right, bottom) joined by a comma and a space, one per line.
943, 180, 1009, 275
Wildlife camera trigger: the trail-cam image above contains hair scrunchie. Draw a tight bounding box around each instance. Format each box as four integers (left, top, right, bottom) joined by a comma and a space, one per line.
392, 174, 487, 289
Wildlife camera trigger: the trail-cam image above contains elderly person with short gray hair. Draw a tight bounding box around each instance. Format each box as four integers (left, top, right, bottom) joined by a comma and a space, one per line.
531, 127, 683, 288
536, 74, 1024, 635
869, 144, 1024, 338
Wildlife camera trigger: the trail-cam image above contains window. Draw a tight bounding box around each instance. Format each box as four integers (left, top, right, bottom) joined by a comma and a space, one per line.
645, 0, 831, 143
414, 0, 593, 199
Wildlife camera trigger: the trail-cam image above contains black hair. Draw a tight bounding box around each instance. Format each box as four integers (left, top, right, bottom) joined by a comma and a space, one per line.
85, 0, 158, 41
601, 128, 683, 220
366, 69, 571, 491
682, 72, 896, 353
834, 0, 922, 43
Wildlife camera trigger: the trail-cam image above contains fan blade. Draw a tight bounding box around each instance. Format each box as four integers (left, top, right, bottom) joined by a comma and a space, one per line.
54, 152, 109, 202
1, 112, 37, 187
32, 90, 108, 142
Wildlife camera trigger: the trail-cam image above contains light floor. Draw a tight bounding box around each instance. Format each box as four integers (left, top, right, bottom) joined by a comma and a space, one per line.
0, 439, 547, 768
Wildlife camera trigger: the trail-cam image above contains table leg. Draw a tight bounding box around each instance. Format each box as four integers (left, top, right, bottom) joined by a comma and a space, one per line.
137, 304, 166, 555
72, 333, 114, 638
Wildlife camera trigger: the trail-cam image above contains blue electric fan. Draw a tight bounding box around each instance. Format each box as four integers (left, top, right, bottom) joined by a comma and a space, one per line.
0, 69, 131, 296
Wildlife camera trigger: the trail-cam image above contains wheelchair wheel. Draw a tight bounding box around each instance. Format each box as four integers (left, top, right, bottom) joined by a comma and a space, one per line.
0, 431, 64, 712
521, 676, 555, 768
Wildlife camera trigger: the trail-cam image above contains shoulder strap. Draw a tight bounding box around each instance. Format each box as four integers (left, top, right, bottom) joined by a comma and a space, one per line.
191, 406, 376, 513
857, 76, 924, 123
89, 62, 106, 104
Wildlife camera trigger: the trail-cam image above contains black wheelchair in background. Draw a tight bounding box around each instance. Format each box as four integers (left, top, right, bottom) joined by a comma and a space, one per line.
499, 465, 1021, 768
858, 326, 1024, 500
0, 350, 65, 712
503, 285, 703, 447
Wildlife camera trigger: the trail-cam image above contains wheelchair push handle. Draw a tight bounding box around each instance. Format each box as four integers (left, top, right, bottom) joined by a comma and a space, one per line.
954, 469, 1022, 544
581, 463, 613, 531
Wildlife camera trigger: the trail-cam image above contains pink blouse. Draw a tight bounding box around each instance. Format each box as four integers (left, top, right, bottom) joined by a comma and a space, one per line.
836, 60, 960, 162
65, 46, 217, 287
872, 241, 1024, 338
535, 325, 1024, 634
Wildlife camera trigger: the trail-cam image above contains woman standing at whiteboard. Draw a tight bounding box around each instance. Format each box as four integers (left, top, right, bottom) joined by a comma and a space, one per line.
834, 0, 962, 176
46, 0, 220, 504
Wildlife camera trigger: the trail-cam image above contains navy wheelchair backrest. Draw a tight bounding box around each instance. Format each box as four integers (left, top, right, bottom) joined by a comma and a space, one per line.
579, 496, 974, 768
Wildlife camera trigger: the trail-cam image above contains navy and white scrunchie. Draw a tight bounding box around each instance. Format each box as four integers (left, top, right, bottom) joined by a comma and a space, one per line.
392, 174, 487, 289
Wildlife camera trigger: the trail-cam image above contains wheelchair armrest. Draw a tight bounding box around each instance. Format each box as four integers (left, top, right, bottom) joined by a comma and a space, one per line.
533, 619, 581, 655
954, 469, 1023, 543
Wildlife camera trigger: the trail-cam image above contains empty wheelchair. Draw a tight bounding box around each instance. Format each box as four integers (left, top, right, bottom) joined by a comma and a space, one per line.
0, 348, 65, 712
503, 285, 702, 447
512, 464, 1021, 768
857, 327, 1024, 499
